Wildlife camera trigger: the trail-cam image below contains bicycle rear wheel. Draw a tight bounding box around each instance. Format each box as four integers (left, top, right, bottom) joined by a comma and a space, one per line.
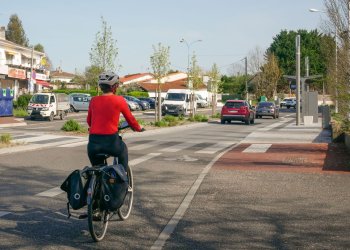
88, 175, 109, 242
117, 166, 134, 220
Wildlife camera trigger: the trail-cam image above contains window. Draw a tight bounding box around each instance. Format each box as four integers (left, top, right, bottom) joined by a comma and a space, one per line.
225, 102, 244, 108
50, 96, 55, 103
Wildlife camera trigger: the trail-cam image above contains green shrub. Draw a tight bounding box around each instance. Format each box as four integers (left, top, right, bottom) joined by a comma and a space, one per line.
163, 115, 177, 122
0, 134, 11, 144
61, 119, 87, 132
17, 94, 32, 109
154, 120, 168, 127
128, 91, 149, 98
211, 112, 221, 118
53, 89, 98, 96
193, 114, 209, 122
13, 108, 28, 117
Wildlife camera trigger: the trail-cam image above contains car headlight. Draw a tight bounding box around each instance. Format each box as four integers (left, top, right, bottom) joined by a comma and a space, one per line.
27, 106, 33, 110
41, 107, 49, 111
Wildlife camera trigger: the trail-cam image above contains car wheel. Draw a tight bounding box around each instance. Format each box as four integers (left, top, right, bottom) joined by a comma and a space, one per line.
287, 106, 290, 109
220, 119, 225, 124
255, 115, 259, 119
245, 117, 250, 125
70, 105, 76, 113
273, 114, 276, 119
48, 112, 54, 122
251, 116, 255, 124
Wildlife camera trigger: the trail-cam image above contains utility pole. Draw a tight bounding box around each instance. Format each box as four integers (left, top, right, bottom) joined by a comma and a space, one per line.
296, 35, 301, 126
29, 45, 34, 94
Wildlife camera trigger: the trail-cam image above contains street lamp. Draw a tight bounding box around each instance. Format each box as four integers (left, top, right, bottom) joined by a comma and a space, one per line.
309, 8, 339, 113
180, 38, 202, 116
180, 38, 202, 86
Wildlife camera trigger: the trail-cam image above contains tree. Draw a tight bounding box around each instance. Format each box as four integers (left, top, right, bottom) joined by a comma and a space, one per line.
150, 42, 170, 122
247, 46, 265, 74
257, 53, 281, 99
188, 53, 202, 117
323, 0, 350, 119
207, 63, 221, 116
90, 16, 118, 78
6, 14, 29, 47
268, 29, 328, 76
34, 43, 44, 53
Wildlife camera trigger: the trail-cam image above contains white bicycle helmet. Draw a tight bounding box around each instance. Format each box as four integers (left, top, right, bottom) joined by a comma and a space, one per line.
98, 71, 120, 86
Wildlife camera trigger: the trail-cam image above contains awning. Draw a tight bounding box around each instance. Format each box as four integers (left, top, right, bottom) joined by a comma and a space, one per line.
35, 80, 52, 88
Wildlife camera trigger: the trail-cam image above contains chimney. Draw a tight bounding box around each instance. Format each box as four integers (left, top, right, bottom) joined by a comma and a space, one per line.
0, 26, 5, 40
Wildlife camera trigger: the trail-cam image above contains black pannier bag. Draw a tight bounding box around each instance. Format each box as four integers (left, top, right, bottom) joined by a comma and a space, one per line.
100, 164, 128, 211
60, 169, 89, 211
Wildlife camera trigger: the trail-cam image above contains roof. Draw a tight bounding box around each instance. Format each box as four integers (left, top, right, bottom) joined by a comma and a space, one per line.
119, 73, 153, 84
138, 79, 207, 92
50, 70, 76, 78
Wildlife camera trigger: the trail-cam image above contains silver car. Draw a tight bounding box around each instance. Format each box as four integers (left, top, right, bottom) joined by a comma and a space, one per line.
69, 93, 91, 112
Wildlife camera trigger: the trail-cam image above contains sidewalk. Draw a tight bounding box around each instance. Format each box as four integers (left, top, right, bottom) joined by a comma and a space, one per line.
0, 116, 27, 128
214, 121, 350, 173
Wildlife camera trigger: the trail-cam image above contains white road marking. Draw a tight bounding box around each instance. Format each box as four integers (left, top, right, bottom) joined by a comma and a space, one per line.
129, 140, 163, 150
151, 143, 240, 250
25, 126, 54, 130
257, 118, 292, 131
129, 153, 161, 166
12, 134, 61, 143
243, 143, 272, 153
0, 211, 11, 218
196, 142, 233, 154
58, 140, 87, 148
36, 187, 64, 197
160, 142, 197, 153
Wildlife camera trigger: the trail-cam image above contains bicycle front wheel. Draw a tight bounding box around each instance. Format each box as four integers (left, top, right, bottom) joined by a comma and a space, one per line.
88, 175, 109, 242
118, 166, 134, 220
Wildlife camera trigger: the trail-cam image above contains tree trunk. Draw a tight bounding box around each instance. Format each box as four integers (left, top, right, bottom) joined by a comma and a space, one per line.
157, 85, 162, 122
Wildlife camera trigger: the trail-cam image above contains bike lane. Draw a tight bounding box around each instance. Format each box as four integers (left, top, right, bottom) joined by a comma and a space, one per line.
162, 142, 350, 249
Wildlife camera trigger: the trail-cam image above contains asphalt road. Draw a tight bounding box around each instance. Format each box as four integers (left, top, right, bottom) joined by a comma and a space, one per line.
0, 110, 348, 249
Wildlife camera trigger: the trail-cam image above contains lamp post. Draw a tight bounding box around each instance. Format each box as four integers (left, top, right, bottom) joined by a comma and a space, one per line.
309, 8, 338, 113
180, 38, 202, 116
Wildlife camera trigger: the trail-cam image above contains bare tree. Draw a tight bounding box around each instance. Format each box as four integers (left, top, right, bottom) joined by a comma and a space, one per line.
207, 63, 221, 117
150, 43, 170, 122
323, 0, 350, 119
189, 53, 202, 118
247, 46, 265, 74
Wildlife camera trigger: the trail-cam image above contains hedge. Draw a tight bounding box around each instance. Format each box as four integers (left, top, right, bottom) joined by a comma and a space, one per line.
53, 89, 98, 96
127, 91, 149, 98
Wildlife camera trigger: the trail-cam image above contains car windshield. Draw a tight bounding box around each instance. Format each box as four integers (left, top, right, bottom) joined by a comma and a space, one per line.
166, 93, 186, 101
30, 94, 49, 104
225, 102, 244, 108
258, 102, 274, 108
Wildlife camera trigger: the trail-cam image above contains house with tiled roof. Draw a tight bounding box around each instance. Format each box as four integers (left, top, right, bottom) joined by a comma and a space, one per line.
119, 73, 153, 85
50, 68, 76, 83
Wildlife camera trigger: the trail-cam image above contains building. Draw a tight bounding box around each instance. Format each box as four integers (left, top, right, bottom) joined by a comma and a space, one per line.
120, 72, 209, 99
50, 68, 80, 89
0, 26, 51, 99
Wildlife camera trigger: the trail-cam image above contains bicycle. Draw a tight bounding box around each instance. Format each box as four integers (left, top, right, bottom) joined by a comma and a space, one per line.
83, 122, 134, 242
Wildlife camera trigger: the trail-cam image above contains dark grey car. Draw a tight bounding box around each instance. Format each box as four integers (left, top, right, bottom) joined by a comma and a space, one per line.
255, 101, 279, 119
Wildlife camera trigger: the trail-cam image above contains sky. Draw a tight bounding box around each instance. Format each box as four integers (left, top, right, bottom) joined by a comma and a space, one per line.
0, 0, 326, 76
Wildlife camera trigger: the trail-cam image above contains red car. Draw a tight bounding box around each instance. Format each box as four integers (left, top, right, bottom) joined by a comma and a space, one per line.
221, 100, 255, 125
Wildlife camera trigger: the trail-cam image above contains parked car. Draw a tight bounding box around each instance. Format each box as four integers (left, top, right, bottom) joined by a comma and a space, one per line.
196, 94, 208, 108
68, 93, 91, 112
280, 97, 296, 108
122, 97, 141, 111
123, 95, 150, 110
138, 97, 155, 109
220, 100, 255, 125
255, 101, 279, 119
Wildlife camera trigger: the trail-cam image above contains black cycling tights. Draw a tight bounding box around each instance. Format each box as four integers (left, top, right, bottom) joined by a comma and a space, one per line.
87, 133, 128, 170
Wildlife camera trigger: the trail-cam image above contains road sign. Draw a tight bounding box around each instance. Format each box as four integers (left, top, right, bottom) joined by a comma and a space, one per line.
290, 83, 296, 90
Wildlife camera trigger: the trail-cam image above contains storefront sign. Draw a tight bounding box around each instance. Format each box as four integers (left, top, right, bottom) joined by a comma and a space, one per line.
8, 67, 26, 79
0, 65, 8, 75
26, 71, 48, 81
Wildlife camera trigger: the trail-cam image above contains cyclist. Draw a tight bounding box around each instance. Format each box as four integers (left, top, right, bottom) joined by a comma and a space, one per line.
87, 71, 143, 169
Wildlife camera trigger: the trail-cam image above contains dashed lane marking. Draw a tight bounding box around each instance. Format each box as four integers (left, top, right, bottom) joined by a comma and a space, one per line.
195, 142, 233, 154
58, 140, 87, 148
36, 187, 64, 197
160, 142, 198, 153
243, 143, 272, 153
0, 211, 11, 218
129, 152, 162, 166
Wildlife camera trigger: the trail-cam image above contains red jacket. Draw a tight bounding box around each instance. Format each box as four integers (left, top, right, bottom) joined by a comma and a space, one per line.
87, 95, 141, 134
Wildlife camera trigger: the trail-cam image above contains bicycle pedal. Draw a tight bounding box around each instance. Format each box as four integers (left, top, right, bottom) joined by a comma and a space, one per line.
78, 214, 88, 219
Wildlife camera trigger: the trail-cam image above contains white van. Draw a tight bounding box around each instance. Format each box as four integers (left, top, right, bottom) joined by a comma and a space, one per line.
162, 89, 196, 116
